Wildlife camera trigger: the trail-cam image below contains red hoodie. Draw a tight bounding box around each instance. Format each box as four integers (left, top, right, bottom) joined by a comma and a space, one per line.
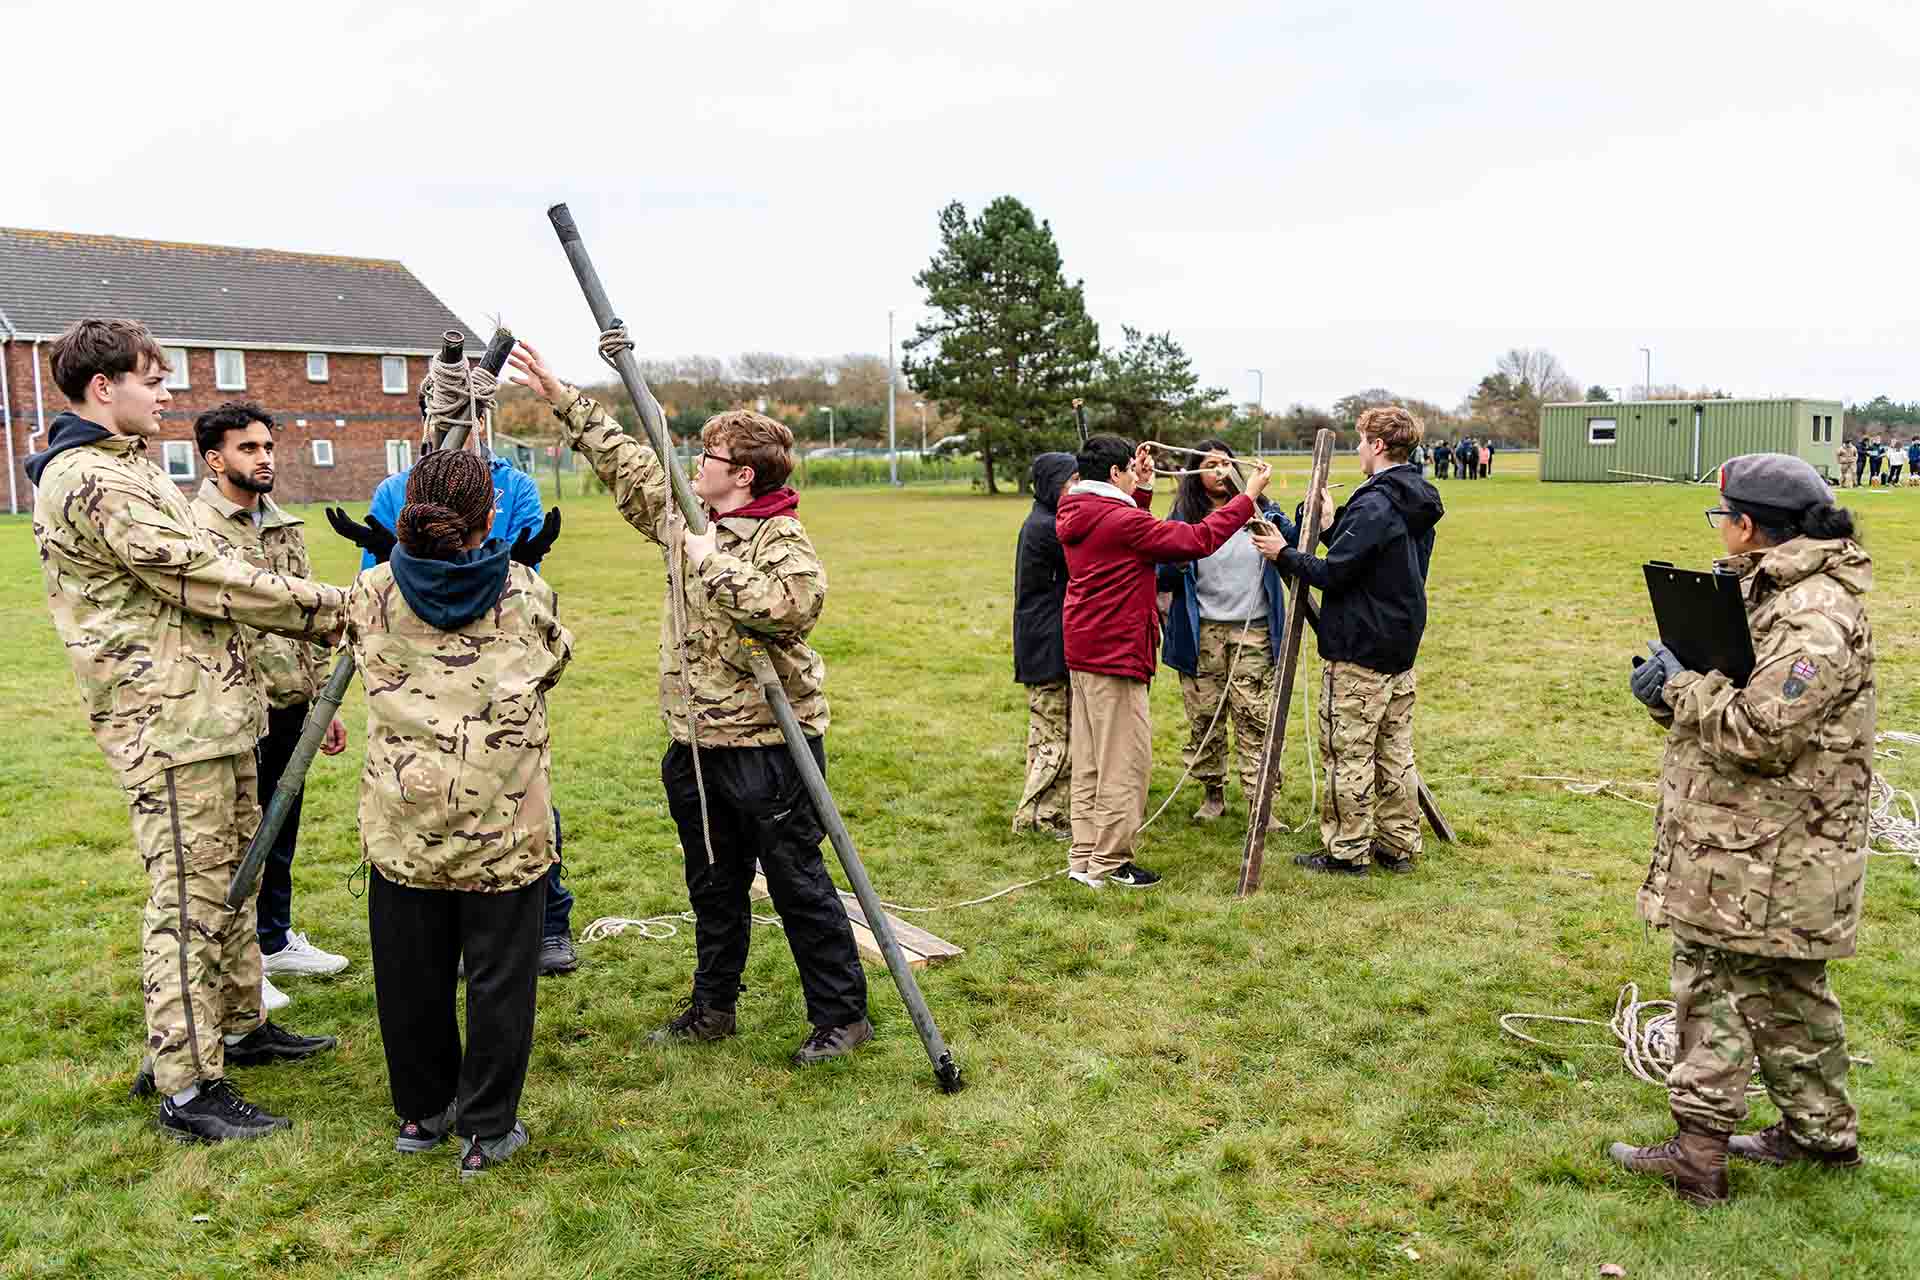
1056, 483, 1255, 681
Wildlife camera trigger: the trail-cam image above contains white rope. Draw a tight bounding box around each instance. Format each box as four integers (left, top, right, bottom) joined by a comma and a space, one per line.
582, 909, 780, 945
877, 870, 1069, 914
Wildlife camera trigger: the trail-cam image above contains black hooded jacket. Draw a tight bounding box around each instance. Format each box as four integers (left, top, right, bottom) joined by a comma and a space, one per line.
389, 538, 513, 631
1279, 464, 1444, 675
1013, 452, 1078, 685
23, 411, 114, 485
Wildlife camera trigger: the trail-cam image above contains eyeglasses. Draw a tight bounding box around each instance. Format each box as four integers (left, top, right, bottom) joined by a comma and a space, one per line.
1705, 508, 1735, 528
699, 449, 739, 468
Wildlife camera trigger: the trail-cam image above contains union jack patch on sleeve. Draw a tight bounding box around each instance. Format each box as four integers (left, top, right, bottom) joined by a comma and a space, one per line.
1791, 658, 1818, 681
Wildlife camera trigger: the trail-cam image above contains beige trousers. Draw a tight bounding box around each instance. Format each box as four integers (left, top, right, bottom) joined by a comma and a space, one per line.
1068, 670, 1152, 877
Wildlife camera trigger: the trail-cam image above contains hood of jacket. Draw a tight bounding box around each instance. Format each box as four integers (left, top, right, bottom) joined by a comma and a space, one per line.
390, 538, 513, 631
1362, 464, 1445, 533
1030, 453, 1076, 514
24, 411, 117, 485
1723, 537, 1872, 598
724, 486, 800, 521
1055, 484, 1141, 545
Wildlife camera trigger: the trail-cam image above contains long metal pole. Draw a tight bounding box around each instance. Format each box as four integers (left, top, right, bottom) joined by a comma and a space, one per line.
1249, 368, 1263, 458
228, 328, 513, 909
887, 309, 898, 486
546, 203, 960, 1091
1640, 347, 1652, 399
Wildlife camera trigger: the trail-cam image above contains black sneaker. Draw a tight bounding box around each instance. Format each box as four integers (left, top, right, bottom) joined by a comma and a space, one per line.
646, 997, 738, 1045
225, 1020, 338, 1067
1106, 862, 1162, 889
1371, 845, 1416, 875
792, 1018, 874, 1065
539, 934, 579, 976
157, 1080, 291, 1143
459, 1122, 529, 1178
1293, 852, 1369, 876
396, 1102, 457, 1154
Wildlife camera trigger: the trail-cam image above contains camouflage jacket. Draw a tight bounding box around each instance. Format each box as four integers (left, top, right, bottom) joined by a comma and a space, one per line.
1638, 538, 1875, 959
188, 480, 330, 709
345, 563, 573, 892
33, 435, 345, 789
552, 386, 828, 747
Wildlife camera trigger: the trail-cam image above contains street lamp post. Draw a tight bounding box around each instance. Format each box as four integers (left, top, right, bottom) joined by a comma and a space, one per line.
1248, 368, 1264, 457
817, 405, 834, 450
1639, 347, 1652, 399
887, 309, 899, 486
915, 400, 926, 453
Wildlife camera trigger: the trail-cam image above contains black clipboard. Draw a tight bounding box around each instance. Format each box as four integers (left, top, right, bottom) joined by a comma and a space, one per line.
1643, 561, 1756, 687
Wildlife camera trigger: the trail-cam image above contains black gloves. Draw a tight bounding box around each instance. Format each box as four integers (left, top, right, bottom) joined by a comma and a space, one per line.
326, 508, 397, 564
511, 508, 561, 566
1630, 641, 1687, 708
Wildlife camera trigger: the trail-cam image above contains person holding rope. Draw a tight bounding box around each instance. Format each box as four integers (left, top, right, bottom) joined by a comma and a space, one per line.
342, 447, 572, 1175
1057, 434, 1273, 889
507, 337, 873, 1065
1256, 405, 1443, 876
1012, 450, 1079, 838
1155, 440, 1297, 826
361, 381, 584, 978
1612, 453, 1870, 1205
27, 320, 346, 1142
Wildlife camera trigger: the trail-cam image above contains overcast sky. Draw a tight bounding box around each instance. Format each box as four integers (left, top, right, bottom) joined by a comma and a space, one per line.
10, 0, 1917, 409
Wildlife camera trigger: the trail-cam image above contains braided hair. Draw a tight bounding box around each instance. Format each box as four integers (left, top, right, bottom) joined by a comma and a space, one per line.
397, 449, 492, 560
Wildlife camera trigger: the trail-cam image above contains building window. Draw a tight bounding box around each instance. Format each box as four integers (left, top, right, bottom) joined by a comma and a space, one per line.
382, 356, 408, 394
385, 439, 412, 475
162, 440, 195, 480
312, 440, 335, 467
1587, 418, 1618, 445
215, 349, 246, 390
307, 353, 329, 383
1827, 416, 1835, 442
163, 347, 190, 390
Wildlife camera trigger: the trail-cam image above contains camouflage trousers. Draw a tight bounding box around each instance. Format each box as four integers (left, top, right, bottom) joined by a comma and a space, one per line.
1317, 662, 1420, 865
1666, 940, 1857, 1149
127, 754, 266, 1095
1013, 679, 1071, 834
1179, 619, 1274, 797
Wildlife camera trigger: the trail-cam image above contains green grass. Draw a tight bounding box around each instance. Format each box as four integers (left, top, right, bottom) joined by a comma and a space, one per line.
0, 460, 1916, 1278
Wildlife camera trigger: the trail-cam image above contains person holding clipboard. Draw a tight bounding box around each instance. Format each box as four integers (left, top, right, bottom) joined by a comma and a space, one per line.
1614, 453, 1872, 1205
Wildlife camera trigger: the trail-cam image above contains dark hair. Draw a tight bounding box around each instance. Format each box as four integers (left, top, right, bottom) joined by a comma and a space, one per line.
1172, 437, 1236, 523
194, 400, 275, 458
1728, 498, 1859, 546
48, 319, 171, 401
702, 409, 794, 496
1076, 434, 1134, 487
397, 449, 493, 560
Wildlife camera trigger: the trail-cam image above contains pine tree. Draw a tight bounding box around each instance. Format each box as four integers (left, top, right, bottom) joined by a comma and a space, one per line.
903, 198, 1099, 494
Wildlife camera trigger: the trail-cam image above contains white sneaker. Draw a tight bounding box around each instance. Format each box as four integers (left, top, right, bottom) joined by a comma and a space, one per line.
262, 931, 349, 977
261, 975, 291, 1012
1067, 870, 1105, 890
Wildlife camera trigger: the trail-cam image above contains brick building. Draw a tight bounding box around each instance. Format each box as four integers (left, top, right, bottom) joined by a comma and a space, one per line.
1, 227, 481, 513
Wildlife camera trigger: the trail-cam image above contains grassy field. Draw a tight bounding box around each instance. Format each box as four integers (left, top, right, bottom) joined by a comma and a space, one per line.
0, 457, 1915, 1279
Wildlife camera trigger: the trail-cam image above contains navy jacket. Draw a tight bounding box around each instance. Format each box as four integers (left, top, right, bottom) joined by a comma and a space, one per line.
1156, 498, 1296, 677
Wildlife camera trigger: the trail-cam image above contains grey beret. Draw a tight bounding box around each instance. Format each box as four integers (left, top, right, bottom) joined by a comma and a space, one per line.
1718, 452, 1835, 516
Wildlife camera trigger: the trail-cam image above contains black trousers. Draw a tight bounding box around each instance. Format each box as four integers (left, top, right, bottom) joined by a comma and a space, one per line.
254, 702, 309, 952
368, 870, 545, 1139
662, 738, 867, 1028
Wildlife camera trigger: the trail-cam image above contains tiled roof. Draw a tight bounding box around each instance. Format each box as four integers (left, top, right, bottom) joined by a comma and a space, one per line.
0, 227, 477, 354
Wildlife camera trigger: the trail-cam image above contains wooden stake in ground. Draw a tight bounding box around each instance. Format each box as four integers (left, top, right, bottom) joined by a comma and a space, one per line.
1238, 428, 1336, 895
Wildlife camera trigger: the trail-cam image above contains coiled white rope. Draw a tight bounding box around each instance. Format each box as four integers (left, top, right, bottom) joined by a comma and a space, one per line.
582, 909, 780, 945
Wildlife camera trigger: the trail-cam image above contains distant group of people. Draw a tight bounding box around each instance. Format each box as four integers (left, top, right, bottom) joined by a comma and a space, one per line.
1837, 434, 1920, 488
1012, 407, 1444, 887
1428, 436, 1494, 480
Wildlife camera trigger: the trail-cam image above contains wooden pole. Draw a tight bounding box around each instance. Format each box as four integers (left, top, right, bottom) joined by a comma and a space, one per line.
1238, 428, 1335, 895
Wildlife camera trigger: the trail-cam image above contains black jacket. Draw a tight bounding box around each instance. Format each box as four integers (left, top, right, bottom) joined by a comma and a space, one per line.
390, 538, 513, 631
1013, 452, 1077, 685
23, 411, 113, 485
1279, 464, 1443, 675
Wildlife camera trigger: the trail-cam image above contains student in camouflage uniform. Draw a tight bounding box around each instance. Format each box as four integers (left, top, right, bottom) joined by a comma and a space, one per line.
508, 339, 872, 1065
1156, 440, 1297, 825
1613, 453, 1871, 1205
1258, 406, 1443, 875
1834, 439, 1855, 488
1012, 450, 1078, 838
188, 402, 351, 1000
341, 448, 570, 1176
26, 320, 344, 1143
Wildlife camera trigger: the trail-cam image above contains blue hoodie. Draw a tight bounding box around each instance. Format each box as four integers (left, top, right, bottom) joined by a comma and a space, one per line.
365, 453, 544, 572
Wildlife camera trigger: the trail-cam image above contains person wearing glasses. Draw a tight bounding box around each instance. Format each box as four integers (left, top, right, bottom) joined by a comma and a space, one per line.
363, 386, 583, 977
1615, 454, 1870, 1205
506, 338, 873, 1067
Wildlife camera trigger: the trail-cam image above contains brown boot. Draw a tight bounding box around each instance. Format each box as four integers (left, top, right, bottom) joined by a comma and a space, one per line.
1192, 787, 1226, 822
1728, 1121, 1862, 1168
1609, 1122, 1731, 1205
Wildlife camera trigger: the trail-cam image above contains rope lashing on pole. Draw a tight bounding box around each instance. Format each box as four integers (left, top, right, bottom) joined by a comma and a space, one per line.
547, 202, 962, 1092
226, 327, 514, 910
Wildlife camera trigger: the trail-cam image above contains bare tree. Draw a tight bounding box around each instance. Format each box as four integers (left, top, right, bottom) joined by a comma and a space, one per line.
1496, 348, 1581, 403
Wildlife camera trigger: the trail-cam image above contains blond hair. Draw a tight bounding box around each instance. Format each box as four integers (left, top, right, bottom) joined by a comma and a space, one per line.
1356, 405, 1424, 462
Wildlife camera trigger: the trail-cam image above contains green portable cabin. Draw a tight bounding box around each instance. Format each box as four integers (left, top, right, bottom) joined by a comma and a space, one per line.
1538, 398, 1841, 483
